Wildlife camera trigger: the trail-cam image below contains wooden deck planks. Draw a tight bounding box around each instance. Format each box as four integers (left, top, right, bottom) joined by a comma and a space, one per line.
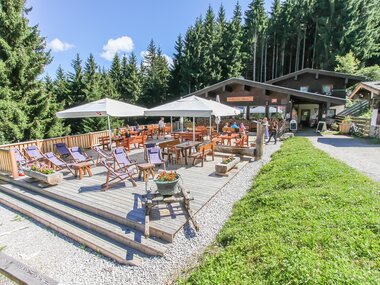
7, 150, 247, 238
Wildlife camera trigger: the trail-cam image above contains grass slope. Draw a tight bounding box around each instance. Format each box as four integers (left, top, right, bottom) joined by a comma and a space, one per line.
181, 137, 380, 284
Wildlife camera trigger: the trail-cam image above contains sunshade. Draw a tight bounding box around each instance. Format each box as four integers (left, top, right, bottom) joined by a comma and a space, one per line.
56, 98, 146, 118
144, 95, 240, 117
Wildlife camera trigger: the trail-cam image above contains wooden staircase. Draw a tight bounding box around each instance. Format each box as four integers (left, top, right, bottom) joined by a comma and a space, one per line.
0, 182, 169, 266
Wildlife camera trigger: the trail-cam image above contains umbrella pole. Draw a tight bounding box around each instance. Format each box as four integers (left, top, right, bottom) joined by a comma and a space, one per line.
170, 116, 173, 133
180, 116, 183, 132
193, 116, 195, 141
209, 116, 212, 140
107, 115, 112, 149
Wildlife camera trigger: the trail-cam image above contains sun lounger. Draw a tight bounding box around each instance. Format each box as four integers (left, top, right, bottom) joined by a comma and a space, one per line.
147, 147, 166, 170
93, 146, 114, 165
69, 147, 95, 165
54, 143, 71, 159
24, 145, 46, 163
101, 159, 137, 190
113, 147, 137, 171
44, 152, 75, 175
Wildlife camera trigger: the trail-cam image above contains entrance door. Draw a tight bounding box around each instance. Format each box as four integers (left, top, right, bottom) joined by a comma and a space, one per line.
300, 109, 311, 126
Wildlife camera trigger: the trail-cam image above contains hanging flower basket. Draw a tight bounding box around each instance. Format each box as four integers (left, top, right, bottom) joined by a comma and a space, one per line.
154, 172, 180, 196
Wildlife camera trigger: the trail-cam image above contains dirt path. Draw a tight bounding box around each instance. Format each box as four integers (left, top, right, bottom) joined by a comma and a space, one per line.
301, 132, 380, 182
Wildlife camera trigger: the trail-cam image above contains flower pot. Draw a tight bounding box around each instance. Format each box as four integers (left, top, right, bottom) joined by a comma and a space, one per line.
24, 169, 63, 185
339, 123, 351, 134
154, 177, 180, 196
215, 156, 240, 176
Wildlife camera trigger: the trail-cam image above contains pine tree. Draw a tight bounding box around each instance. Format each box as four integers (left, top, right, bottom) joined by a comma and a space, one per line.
224, 2, 244, 78
124, 52, 142, 103
54, 66, 70, 107
169, 34, 186, 98
0, 0, 55, 142
109, 53, 122, 95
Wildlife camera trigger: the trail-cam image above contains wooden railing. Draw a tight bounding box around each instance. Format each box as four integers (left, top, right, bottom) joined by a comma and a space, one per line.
0, 130, 109, 179
335, 115, 371, 136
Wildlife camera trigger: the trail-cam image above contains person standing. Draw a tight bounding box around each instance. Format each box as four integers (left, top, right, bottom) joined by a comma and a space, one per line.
158, 117, 165, 138
266, 120, 279, 144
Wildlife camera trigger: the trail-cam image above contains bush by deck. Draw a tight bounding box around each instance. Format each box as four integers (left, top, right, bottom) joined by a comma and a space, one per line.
181, 137, 380, 284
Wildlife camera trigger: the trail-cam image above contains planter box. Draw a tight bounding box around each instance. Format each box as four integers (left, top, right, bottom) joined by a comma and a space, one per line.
24, 169, 63, 185
215, 157, 240, 176
339, 123, 351, 134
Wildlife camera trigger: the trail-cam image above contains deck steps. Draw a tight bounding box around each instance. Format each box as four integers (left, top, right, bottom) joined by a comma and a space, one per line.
0, 174, 173, 242
0, 183, 169, 265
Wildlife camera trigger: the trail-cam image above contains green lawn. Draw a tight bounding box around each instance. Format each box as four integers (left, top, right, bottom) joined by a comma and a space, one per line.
180, 137, 380, 285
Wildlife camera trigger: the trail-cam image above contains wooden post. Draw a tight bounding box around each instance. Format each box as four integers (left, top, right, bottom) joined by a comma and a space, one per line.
88, 133, 93, 148
9, 148, 19, 179
255, 122, 264, 160
66, 136, 71, 148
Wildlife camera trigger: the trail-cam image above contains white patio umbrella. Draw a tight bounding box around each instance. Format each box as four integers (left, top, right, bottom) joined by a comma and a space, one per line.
144, 95, 240, 141
56, 98, 147, 147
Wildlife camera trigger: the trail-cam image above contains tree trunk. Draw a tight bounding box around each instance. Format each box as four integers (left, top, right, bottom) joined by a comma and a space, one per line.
260, 37, 264, 82
275, 43, 279, 78
272, 32, 276, 79
280, 39, 285, 76
253, 31, 257, 81
295, 30, 301, 71
264, 41, 267, 82
302, 27, 306, 69
289, 44, 293, 74
312, 18, 318, 69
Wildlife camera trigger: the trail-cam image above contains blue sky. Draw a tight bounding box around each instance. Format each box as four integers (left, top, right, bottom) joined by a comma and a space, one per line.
27, 0, 272, 76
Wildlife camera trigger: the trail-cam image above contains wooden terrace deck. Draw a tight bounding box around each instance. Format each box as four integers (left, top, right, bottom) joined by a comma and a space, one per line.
3, 147, 248, 242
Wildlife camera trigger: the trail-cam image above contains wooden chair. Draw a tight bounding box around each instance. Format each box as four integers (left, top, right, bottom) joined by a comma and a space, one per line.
101, 160, 137, 191
54, 143, 71, 159
24, 145, 46, 164
189, 143, 214, 167
68, 147, 95, 165
235, 133, 249, 147
44, 152, 75, 175
93, 146, 114, 166
99, 136, 110, 150
158, 139, 181, 163
113, 147, 137, 171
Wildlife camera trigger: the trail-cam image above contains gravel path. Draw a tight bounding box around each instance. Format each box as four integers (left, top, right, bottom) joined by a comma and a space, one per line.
305, 133, 380, 182
0, 143, 280, 285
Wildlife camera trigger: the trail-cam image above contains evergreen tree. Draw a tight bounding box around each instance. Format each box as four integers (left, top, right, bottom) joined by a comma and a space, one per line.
109, 53, 122, 95
224, 2, 244, 78
54, 66, 70, 107
169, 34, 186, 97
0, 0, 54, 143
124, 53, 142, 103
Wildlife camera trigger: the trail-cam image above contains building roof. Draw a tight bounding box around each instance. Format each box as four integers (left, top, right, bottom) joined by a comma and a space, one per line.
349, 81, 380, 99
265, 68, 365, 85
185, 77, 346, 105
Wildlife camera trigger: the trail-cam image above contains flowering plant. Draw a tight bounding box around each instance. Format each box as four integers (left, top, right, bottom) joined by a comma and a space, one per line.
155, 171, 179, 182
221, 156, 235, 164
30, 165, 55, 175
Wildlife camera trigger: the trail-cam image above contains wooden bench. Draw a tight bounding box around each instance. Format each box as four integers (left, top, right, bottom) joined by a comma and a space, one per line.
189, 143, 214, 167
123, 135, 146, 152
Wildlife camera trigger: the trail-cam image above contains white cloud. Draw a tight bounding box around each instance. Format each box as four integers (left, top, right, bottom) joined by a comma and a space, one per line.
47, 38, 74, 52
163, 54, 173, 67
101, 36, 134, 61
140, 50, 173, 67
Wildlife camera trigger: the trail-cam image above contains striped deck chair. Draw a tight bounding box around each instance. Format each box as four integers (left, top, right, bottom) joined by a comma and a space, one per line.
69, 147, 95, 165
147, 147, 166, 170
101, 159, 137, 190
113, 147, 137, 171
24, 145, 46, 163
93, 146, 114, 166
44, 152, 75, 175
54, 143, 71, 159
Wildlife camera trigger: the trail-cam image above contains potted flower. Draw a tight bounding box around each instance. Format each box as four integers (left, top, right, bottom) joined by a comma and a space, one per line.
154, 171, 180, 196
339, 116, 352, 134
24, 165, 63, 185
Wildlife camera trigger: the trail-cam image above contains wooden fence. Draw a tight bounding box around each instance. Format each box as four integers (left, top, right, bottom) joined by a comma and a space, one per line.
335, 115, 371, 136
0, 130, 109, 179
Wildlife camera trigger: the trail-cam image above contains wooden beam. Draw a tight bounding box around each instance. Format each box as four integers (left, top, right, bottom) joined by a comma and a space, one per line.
0, 252, 58, 285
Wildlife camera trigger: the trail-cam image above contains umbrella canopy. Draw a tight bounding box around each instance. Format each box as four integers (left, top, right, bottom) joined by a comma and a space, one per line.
250, 106, 283, 114
144, 95, 240, 117
56, 98, 146, 118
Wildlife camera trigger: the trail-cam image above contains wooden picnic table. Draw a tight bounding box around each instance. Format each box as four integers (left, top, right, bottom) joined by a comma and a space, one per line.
175, 141, 202, 165
220, 133, 240, 146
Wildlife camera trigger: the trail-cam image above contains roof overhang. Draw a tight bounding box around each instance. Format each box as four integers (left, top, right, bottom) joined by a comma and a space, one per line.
185, 78, 346, 105
266, 68, 365, 85
349, 81, 380, 99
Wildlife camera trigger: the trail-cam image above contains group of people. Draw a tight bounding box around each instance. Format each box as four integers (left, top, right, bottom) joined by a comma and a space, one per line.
223, 122, 247, 134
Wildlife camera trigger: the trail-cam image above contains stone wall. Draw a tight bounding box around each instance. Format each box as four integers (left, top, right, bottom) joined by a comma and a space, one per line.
370, 125, 380, 138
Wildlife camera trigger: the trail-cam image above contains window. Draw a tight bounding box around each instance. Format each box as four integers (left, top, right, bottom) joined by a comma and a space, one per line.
300, 86, 309, 92
327, 109, 336, 118
322, 84, 333, 95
